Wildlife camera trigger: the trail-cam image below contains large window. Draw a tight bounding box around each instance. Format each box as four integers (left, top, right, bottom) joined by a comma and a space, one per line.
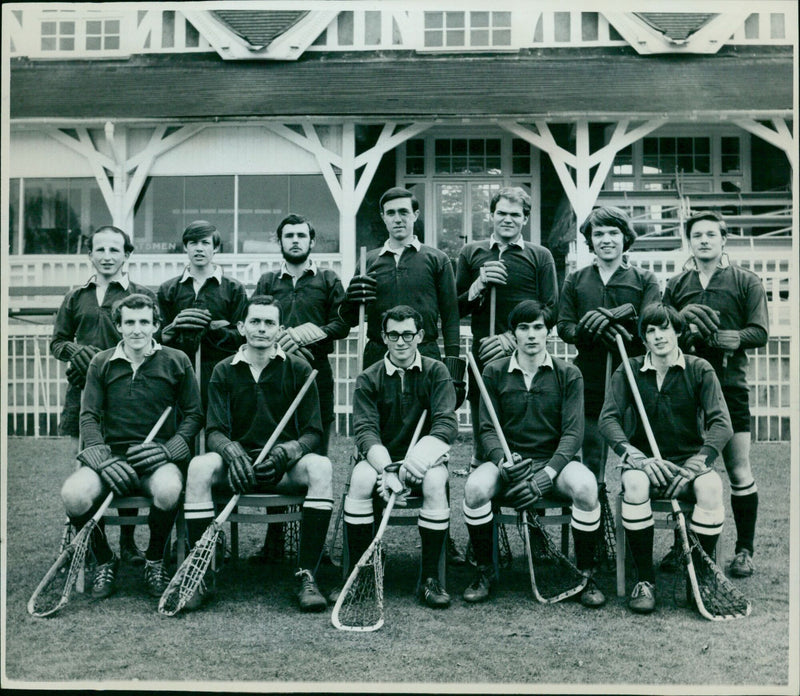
423, 11, 511, 49
9, 178, 108, 254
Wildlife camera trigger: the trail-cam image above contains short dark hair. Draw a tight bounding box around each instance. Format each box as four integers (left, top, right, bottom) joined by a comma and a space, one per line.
182, 220, 221, 249
490, 187, 531, 217
276, 214, 315, 241
685, 211, 728, 238
244, 294, 282, 324
381, 305, 423, 334
111, 293, 161, 326
579, 206, 637, 253
85, 225, 134, 254
638, 303, 684, 340
508, 299, 554, 332
379, 187, 418, 214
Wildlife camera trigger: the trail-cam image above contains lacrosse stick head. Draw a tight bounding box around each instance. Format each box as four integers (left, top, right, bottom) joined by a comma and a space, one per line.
330, 541, 386, 632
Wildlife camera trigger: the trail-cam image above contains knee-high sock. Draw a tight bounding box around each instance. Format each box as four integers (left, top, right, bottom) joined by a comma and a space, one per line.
571, 505, 601, 573
118, 508, 138, 544
463, 501, 494, 568
690, 503, 724, 565
184, 501, 215, 548
69, 508, 113, 565
418, 508, 449, 581
298, 497, 334, 575
730, 482, 758, 554
344, 496, 375, 575
622, 499, 655, 584
146, 504, 178, 561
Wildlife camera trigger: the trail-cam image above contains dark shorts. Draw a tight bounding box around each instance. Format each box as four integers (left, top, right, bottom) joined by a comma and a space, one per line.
59, 383, 81, 438
312, 359, 335, 428
722, 385, 751, 433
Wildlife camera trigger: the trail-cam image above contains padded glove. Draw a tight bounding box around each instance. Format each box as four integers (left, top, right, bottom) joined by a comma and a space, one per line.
254, 441, 306, 486
498, 453, 533, 485
443, 356, 467, 408
664, 453, 712, 498
622, 445, 690, 489
126, 442, 170, 476
288, 323, 327, 346
504, 469, 553, 510
222, 441, 255, 493
470, 260, 508, 296
576, 310, 611, 343
378, 463, 407, 506
172, 307, 212, 330
70, 345, 101, 374
78, 445, 139, 496
401, 435, 449, 483
278, 331, 314, 363
679, 304, 721, 339
66, 362, 86, 389
345, 274, 377, 304
478, 331, 516, 365
598, 322, 634, 351
709, 330, 740, 351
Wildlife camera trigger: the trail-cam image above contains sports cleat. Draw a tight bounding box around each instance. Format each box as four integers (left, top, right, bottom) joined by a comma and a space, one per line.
578, 578, 607, 608
326, 586, 341, 605
728, 549, 754, 578
91, 555, 119, 599
143, 559, 170, 597
120, 537, 146, 567
463, 564, 495, 603
659, 545, 680, 573
295, 569, 327, 612
629, 580, 656, 614
447, 535, 467, 566
420, 577, 451, 608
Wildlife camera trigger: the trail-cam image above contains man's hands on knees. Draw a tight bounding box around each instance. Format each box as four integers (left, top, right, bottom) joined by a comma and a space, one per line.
378, 463, 407, 507
504, 469, 553, 510
400, 435, 449, 487
254, 440, 306, 487
222, 441, 255, 493
622, 445, 690, 490
664, 453, 711, 498
77, 444, 139, 496
498, 452, 532, 485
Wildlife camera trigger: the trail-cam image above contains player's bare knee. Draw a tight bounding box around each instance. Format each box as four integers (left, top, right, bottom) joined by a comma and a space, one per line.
570, 477, 598, 510
621, 470, 650, 504
149, 470, 183, 510
61, 468, 102, 515
693, 470, 723, 508
303, 454, 333, 496
185, 453, 221, 499
421, 465, 448, 501
464, 477, 491, 509
349, 460, 378, 499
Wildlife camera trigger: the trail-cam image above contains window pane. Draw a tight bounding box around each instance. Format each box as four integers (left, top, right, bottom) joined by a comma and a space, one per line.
694, 137, 710, 154
41, 22, 56, 35
9, 179, 20, 255
86, 20, 101, 34
425, 31, 443, 48
86, 37, 101, 50
288, 176, 339, 252
425, 12, 443, 29
554, 12, 571, 41
61, 21, 75, 34
770, 13, 785, 38
445, 12, 465, 28
437, 183, 465, 259
337, 11, 354, 45
471, 12, 489, 28
365, 11, 381, 44
471, 29, 489, 45
107, 19, 119, 34
695, 155, 710, 174
60, 37, 75, 50
105, 36, 120, 50
493, 12, 511, 27
492, 30, 511, 45
744, 13, 759, 39
41, 37, 55, 50
582, 12, 598, 41
446, 30, 465, 45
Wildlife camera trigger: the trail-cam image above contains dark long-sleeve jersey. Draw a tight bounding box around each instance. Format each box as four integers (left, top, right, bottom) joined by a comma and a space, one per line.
353, 355, 458, 462
205, 351, 322, 457
456, 239, 559, 351
340, 243, 461, 357
50, 277, 156, 360
479, 354, 583, 475
662, 263, 769, 390
254, 265, 350, 361
598, 353, 733, 466
557, 262, 661, 401
80, 344, 203, 453
157, 271, 248, 367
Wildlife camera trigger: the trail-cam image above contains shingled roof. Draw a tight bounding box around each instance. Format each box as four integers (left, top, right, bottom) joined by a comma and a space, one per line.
10, 47, 792, 121
211, 10, 308, 48
635, 13, 717, 41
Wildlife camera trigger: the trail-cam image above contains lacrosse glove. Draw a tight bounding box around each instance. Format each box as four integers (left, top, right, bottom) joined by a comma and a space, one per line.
470, 260, 508, 296
622, 445, 690, 489
173, 307, 212, 331
576, 310, 611, 344
65, 362, 87, 389
70, 344, 101, 375
505, 469, 553, 510
443, 356, 467, 408
222, 441, 256, 493
78, 445, 139, 496
277, 331, 314, 363
664, 453, 712, 498
288, 323, 327, 347
679, 304, 721, 339
255, 440, 307, 486
345, 274, 377, 304
478, 331, 516, 365
126, 435, 191, 476
498, 453, 533, 485
401, 435, 449, 483
378, 462, 408, 506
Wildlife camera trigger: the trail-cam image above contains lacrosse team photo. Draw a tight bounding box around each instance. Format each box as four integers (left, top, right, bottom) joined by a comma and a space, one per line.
2, 1, 797, 694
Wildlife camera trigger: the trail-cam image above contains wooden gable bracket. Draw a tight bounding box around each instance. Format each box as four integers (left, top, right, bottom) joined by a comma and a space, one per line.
734, 118, 797, 172
45, 124, 206, 232
263, 120, 432, 279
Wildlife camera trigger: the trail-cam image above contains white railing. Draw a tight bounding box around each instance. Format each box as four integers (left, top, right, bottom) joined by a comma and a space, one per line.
7, 324, 791, 442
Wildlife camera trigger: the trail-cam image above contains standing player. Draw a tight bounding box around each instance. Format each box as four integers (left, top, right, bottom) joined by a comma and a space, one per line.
342, 305, 458, 608
181, 295, 334, 612
557, 206, 661, 477
60, 293, 203, 599
50, 225, 157, 566
254, 214, 350, 455
461, 300, 606, 608
157, 220, 248, 406
599, 303, 733, 613
456, 187, 559, 467
663, 211, 768, 578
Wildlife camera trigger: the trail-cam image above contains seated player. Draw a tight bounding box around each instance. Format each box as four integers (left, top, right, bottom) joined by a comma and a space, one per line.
462, 299, 606, 608
342, 305, 458, 608
599, 303, 733, 614
60, 293, 203, 600
181, 295, 334, 612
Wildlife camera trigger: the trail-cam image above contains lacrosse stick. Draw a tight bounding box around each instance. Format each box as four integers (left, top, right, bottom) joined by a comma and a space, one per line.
615, 334, 751, 620
328, 248, 369, 569
466, 352, 588, 603
158, 369, 318, 616
28, 406, 173, 617
595, 352, 616, 568
195, 345, 205, 455
331, 410, 428, 632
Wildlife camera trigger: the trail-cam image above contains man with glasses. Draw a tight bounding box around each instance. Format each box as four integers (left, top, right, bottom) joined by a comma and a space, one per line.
340, 305, 458, 608
456, 187, 559, 468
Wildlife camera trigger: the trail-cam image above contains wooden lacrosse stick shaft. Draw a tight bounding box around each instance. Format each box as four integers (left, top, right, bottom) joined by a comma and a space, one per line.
356, 246, 367, 375
489, 287, 496, 338
614, 334, 662, 460
466, 352, 512, 463
195, 346, 205, 455
214, 368, 319, 523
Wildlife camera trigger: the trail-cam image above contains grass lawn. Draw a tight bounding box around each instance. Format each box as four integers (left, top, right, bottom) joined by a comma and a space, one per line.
2, 434, 793, 691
